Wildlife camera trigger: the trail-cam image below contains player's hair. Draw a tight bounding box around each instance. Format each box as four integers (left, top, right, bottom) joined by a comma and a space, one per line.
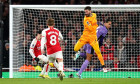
47, 18, 55, 26
104, 18, 112, 23
84, 6, 91, 10
37, 30, 42, 34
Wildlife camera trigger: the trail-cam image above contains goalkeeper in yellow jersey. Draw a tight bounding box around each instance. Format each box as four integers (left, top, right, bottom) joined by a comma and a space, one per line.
74, 6, 106, 78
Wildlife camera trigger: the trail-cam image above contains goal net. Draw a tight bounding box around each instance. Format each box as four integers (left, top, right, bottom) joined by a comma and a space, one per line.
10, 5, 140, 78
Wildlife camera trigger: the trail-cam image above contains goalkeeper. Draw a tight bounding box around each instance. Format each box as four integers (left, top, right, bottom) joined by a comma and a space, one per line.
74, 19, 112, 79
74, 6, 106, 78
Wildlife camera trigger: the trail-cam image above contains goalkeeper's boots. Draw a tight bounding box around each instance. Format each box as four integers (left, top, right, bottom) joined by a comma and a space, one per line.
49, 63, 54, 67
74, 51, 80, 61
39, 74, 44, 78
103, 68, 107, 73
43, 75, 51, 79
59, 71, 65, 81
76, 73, 82, 79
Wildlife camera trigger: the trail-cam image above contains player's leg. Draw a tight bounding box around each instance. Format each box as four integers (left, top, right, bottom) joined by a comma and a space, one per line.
56, 51, 65, 80
80, 44, 93, 60
38, 55, 48, 63
79, 52, 87, 59
74, 44, 88, 60
43, 55, 55, 79
74, 36, 88, 52
77, 53, 92, 79
55, 51, 64, 72
49, 60, 60, 71
43, 63, 51, 79
74, 40, 85, 52
90, 39, 107, 72
39, 64, 47, 77
38, 55, 51, 78
74, 52, 87, 61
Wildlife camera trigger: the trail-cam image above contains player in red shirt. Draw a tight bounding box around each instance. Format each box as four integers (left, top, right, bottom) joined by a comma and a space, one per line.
29, 30, 53, 79
41, 18, 65, 80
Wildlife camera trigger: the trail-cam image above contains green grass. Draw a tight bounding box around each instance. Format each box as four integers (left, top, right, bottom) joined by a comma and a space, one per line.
2, 72, 140, 78
0, 78, 140, 84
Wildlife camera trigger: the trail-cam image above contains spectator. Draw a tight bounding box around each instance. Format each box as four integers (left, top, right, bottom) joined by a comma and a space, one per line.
32, 61, 42, 71
114, 41, 127, 68
90, 0, 102, 4
128, 56, 137, 69
79, 0, 86, 4
137, 55, 140, 68
134, 0, 139, 4
18, 61, 35, 72
122, 24, 136, 63
70, 0, 75, 4
101, 38, 115, 68
114, 57, 119, 71
3, 43, 9, 68
2, 0, 140, 70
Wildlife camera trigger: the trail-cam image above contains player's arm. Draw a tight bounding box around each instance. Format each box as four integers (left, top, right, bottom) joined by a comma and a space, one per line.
59, 31, 66, 46
29, 39, 37, 59
41, 30, 47, 54
59, 31, 63, 41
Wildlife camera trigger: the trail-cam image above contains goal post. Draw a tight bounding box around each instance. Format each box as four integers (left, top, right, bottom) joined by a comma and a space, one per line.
10, 5, 140, 78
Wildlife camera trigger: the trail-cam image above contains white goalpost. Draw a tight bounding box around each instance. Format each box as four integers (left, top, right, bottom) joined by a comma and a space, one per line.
10, 5, 140, 78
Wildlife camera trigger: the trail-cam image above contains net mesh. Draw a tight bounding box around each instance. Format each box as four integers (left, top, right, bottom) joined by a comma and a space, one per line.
11, 6, 140, 78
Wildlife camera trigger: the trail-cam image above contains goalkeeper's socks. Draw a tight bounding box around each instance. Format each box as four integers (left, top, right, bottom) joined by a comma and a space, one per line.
79, 60, 89, 74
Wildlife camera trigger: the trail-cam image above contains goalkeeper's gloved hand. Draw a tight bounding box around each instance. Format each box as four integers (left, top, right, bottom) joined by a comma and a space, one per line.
34, 57, 39, 62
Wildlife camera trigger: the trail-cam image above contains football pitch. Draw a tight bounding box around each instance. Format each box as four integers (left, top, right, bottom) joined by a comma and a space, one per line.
0, 78, 140, 84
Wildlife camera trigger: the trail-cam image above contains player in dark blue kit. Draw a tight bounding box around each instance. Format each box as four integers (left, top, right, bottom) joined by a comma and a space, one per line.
74, 19, 112, 79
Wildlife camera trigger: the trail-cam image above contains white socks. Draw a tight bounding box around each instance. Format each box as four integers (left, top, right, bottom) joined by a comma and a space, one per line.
58, 62, 63, 72
40, 64, 50, 75
44, 64, 50, 75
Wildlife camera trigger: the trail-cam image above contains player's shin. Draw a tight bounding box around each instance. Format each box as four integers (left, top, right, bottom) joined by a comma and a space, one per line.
98, 55, 105, 66
78, 60, 89, 75
58, 62, 63, 72
91, 42, 105, 66
40, 64, 47, 75
44, 64, 51, 75
53, 61, 60, 71
42, 64, 51, 79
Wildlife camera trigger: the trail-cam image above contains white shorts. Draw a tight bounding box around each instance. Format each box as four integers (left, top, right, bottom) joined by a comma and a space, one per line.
38, 55, 49, 63
47, 51, 63, 63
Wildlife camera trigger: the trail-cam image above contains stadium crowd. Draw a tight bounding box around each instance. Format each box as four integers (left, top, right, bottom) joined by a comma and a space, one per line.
1, 0, 140, 71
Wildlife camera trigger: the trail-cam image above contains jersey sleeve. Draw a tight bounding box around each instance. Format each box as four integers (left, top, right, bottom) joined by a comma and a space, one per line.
41, 30, 47, 53
59, 31, 63, 41
29, 39, 37, 58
